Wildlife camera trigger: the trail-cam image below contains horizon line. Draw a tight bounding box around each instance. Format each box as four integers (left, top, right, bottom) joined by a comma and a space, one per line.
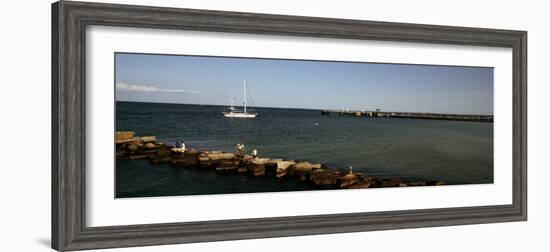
115, 100, 494, 116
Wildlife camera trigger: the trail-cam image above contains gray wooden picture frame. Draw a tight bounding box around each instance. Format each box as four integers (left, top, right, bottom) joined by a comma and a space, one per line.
52, 1, 527, 251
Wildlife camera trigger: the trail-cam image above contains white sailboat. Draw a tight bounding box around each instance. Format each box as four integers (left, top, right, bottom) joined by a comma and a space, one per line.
223, 81, 257, 118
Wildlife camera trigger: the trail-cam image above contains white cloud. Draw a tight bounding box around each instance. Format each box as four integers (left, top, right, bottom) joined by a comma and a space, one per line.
116, 82, 199, 94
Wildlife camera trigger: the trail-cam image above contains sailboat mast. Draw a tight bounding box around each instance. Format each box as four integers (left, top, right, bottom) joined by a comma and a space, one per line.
243, 80, 247, 114
230, 92, 234, 110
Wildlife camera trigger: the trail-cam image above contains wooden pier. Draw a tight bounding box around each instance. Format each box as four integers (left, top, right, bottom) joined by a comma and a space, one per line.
320, 109, 493, 122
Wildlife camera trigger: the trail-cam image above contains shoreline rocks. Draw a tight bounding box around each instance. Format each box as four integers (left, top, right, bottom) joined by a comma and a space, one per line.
116, 132, 445, 190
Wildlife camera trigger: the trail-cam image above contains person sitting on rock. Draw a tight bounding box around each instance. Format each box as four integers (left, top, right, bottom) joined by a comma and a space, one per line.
348, 165, 353, 175
172, 141, 186, 153
252, 148, 258, 158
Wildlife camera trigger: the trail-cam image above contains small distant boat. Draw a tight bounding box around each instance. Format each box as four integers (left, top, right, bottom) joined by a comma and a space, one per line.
224, 80, 257, 118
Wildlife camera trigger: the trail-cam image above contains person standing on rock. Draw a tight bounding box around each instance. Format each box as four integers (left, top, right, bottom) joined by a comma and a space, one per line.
180, 142, 186, 153
236, 143, 244, 157
252, 148, 258, 158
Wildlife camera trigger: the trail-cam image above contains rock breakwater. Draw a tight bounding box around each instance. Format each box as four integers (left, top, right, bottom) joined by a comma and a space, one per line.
116, 131, 445, 190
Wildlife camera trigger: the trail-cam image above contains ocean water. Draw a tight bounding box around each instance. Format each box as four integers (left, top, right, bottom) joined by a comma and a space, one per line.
116, 101, 493, 198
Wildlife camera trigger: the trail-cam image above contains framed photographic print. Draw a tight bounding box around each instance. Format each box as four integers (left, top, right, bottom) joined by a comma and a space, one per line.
52, 1, 527, 251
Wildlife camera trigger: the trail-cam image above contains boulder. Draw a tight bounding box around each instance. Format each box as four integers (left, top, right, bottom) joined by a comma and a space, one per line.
287, 162, 323, 181
264, 162, 278, 177
288, 169, 310, 181
338, 173, 360, 188
275, 160, 295, 178
139, 136, 156, 142
310, 170, 341, 188
294, 171, 310, 181
249, 158, 271, 165
291, 162, 322, 172
116, 131, 135, 142
197, 153, 234, 168
208, 152, 235, 161
116, 138, 140, 144
144, 142, 157, 149
215, 161, 241, 174
247, 164, 265, 177
240, 155, 254, 163
157, 145, 172, 156
127, 144, 139, 151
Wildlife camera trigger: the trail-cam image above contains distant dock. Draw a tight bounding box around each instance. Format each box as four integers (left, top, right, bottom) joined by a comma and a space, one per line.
320, 109, 493, 122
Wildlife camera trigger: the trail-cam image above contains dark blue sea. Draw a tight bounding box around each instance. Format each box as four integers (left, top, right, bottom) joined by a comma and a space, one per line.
116, 101, 493, 198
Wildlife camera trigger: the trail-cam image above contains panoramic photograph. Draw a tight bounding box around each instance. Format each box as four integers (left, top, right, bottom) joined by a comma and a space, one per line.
114, 52, 494, 198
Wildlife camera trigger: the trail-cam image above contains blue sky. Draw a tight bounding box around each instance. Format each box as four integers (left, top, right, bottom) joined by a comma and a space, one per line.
115, 53, 493, 115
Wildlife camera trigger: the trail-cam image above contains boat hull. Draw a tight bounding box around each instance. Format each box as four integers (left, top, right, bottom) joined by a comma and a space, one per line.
223, 112, 257, 118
